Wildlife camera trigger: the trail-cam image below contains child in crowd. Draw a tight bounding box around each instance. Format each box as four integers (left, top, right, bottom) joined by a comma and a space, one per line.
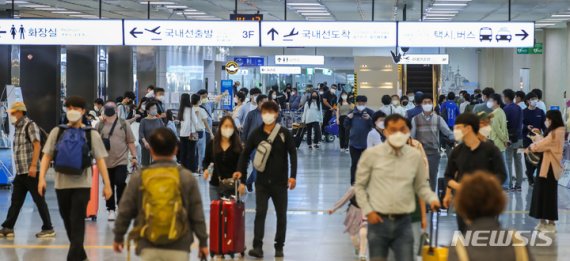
328, 187, 367, 261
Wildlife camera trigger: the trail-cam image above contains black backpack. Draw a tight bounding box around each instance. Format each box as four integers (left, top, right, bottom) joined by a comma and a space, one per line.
24, 121, 49, 157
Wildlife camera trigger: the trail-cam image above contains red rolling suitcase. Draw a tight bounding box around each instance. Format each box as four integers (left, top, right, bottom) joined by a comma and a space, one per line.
209, 182, 246, 259
86, 165, 99, 221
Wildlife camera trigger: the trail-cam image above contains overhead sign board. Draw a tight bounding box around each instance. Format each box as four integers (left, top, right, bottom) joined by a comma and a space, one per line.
398, 22, 534, 48
275, 55, 324, 65
397, 54, 449, 64
230, 13, 263, 21
260, 66, 301, 74
517, 43, 543, 54
124, 20, 259, 46
261, 21, 396, 47
234, 57, 264, 67
0, 19, 123, 45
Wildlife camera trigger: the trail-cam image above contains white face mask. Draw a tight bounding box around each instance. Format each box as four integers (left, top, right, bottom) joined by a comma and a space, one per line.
392, 100, 400, 106
272, 95, 277, 100
376, 121, 385, 130
202, 98, 209, 104
145, 91, 154, 98
486, 101, 494, 109
221, 128, 234, 138
408, 95, 415, 102
453, 128, 465, 142
9, 116, 18, 125
331, 89, 336, 94
530, 100, 538, 107
341, 95, 348, 100
387, 132, 410, 148
148, 107, 158, 116
422, 104, 433, 112
156, 95, 164, 102
66, 110, 82, 123
319, 91, 324, 95
545, 120, 551, 128
479, 125, 492, 138
262, 113, 276, 125
356, 105, 366, 111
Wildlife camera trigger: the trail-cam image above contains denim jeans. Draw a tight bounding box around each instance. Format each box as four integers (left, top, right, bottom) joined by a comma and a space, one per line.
368, 215, 414, 261
246, 150, 257, 186
505, 140, 524, 187
426, 152, 441, 191
501, 151, 510, 188
197, 131, 206, 170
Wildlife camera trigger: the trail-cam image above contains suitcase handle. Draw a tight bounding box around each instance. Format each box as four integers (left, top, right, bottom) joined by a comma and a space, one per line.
429, 210, 440, 251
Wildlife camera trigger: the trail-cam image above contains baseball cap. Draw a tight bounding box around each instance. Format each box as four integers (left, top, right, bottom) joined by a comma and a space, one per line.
8, 102, 27, 113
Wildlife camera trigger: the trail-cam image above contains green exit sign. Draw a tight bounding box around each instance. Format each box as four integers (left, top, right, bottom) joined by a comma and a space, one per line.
517, 43, 543, 54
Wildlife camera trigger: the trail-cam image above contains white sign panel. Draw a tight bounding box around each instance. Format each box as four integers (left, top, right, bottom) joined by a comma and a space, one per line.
0, 19, 123, 45
260, 66, 301, 74
398, 54, 449, 64
261, 21, 396, 47
398, 22, 534, 48
124, 20, 259, 46
275, 55, 324, 65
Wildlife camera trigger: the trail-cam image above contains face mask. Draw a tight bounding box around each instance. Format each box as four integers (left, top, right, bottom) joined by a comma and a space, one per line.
221, 128, 234, 138
387, 132, 410, 148
545, 120, 551, 128
392, 100, 400, 106
156, 96, 164, 102
262, 113, 276, 125
341, 95, 348, 100
453, 129, 465, 142
331, 89, 336, 94
145, 91, 154, 98
376, 121, 385, 130
319, 91, 324, 95
104, 106, 116, 117
402, 101, 409, 107
486, 101, 494, 109
356, 105, 365, 111
272, 95, 277, 100
311, 96, 318, 100
408, 95, 414, 102
530, 100, 538, 107
202, 98, 208, 104
479, 126, 492, 138
422, 104, 433, 112
9, 116, 18, 125
148, 108, 158, 116
66, 110, 82, 123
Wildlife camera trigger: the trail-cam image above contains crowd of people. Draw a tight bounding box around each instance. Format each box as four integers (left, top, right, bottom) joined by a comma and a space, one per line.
0, 81, 568, 261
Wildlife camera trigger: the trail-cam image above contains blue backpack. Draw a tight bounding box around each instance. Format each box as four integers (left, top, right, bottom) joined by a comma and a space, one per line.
53, 125, 93, 175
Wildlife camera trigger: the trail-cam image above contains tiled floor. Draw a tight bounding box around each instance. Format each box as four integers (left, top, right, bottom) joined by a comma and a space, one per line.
0, 143, 568, 260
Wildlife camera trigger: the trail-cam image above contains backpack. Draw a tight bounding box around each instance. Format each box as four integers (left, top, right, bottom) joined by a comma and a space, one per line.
24, 120, 48, 156
129, 165, 189, 246
53, 125, 93, 175
253, 124, 281, 172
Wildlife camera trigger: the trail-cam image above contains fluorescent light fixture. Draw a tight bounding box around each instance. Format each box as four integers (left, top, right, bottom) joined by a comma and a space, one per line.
166, 5, 188, 9
184, 12, 206, 15
424, 17, 452, 20
13, 1, 29, 3
35, 7, 67, 11
551, 14, 570, 17
184, 8, 197, 11
139, 1, 176, 4
69, 14, 99, 18
434, 0, 471, 2
539, 18, 569, 21
19, 4, 49, 8
426, 13, 456, 16
427, 10, 459, 13
300, 13, 331, 16
432, 3, 468, 7
286, 3, 322, 6
296, 10, 330, 13
535, 23, 555, 26
52, 11, 81, 14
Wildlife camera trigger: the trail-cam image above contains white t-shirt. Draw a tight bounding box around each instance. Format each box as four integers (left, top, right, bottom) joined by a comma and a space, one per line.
194, 106, 209, 131
179, 107, 199, 137
367, 129, 384, 148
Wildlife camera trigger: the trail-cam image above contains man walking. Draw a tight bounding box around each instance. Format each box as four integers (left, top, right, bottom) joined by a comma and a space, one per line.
95, 101, 138, 221
344, 95, 374, 185
355, 114, 440, 261
241, 94, 269, 192
0, 102, 55, 238
411, 95, 454, 190
237, 101, 297, 258
503, 89, 524, 191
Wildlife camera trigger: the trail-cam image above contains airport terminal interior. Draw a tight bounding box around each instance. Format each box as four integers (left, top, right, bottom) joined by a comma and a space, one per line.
0, 0, 569, 261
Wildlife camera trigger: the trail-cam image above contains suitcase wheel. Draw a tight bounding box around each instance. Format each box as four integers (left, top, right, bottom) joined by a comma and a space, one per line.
241, 252, 245, 257
210, 253, 214, 258
230, 253, 235, 259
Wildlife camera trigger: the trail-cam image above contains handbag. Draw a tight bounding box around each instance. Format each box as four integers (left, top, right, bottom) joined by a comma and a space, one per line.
253, 124, 281, 172
99, 118, 119, 151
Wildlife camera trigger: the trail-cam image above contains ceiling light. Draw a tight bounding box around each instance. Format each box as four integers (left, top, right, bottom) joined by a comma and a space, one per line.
424, 17, 452, 20
139, 1, 176, 5
166, 5, 188, 9
13, 1, 29, 3
287, 3, 323, 6
551, 14, 570, 17
432, 3, 468, 6
434, 0, 471, 2
184, 12, 206, 15
69, 14, 99, 18
35, 8, 67, 11
297, 10, 330, 13
289, 6, 326, 10
18, 4, 49, 8
427, 10, 459, 13
184, 8, 197, 11
539, 18, 569, 21
426, 13, 456, 16
300, 13, 331, 15
535, 23, 555, 26
52, 11, 81, 14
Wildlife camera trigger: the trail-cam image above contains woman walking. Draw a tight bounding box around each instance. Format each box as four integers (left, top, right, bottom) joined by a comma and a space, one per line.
337, 91, 353, 152
139, 101, 164, 166
302, 91, 323, 149
178, 93, 198, 171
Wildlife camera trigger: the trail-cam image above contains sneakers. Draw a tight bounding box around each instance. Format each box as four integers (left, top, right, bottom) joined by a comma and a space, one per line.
108, 210, 116, 221
308, 145, 314, 150
544, 223, 557, 233
0, 227, 14, 237
534, 221, 546, 231
248, 248, 264, 258
35, 229, 56, 238
275, 248, 284, 258
359, 255, 367, 261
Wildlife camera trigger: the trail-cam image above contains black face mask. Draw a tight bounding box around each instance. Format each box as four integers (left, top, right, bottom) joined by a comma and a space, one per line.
402, 101, 409, 106
312, 96, 318, 100
104, 106, 116, 117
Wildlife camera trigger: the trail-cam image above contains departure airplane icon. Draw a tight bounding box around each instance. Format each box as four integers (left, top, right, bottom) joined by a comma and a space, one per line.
145, 26, 161, 35
283, 28, 298, 41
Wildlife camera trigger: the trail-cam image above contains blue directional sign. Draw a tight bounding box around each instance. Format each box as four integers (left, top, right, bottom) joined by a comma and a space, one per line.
220, 80, 234, 111
234, 57, 264, 67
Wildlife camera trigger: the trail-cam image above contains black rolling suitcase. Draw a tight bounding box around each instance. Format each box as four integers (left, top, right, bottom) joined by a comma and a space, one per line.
292, 123, 305, 148
437, 178, 447, 208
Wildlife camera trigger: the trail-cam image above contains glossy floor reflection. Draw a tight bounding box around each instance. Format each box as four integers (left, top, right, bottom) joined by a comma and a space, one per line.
0, 143, 568, 260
